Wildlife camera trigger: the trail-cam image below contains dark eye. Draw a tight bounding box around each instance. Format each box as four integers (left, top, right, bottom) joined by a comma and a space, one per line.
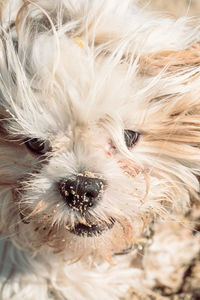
25, 138, 51, 155
124, 130, 140, 148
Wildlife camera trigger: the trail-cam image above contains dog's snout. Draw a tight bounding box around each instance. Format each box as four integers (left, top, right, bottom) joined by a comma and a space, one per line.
59, 175, 106, 213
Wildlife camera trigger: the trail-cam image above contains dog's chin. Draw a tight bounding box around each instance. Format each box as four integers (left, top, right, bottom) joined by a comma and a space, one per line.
68, 219, 115, 237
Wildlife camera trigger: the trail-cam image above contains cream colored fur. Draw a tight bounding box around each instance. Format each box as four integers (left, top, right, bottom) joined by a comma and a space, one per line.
0, 0, 200, 299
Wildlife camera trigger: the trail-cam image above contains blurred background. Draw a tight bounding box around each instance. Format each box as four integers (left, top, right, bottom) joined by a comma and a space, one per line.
139, 0, 200, 17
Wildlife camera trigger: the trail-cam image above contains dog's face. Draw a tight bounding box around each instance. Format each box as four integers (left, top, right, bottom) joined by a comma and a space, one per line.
0, 0, 200, 260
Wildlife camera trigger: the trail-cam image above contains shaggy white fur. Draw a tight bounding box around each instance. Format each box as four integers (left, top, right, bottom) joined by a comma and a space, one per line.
0, 0, 200, 299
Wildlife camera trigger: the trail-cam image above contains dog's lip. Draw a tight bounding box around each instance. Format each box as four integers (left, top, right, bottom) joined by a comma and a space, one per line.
68, 218, 115, 237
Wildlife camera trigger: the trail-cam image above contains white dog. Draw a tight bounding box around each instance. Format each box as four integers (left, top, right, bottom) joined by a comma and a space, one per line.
0, 1, 200, 299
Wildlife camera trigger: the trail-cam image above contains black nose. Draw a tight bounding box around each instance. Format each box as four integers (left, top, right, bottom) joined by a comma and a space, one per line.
59, 175, 106, 214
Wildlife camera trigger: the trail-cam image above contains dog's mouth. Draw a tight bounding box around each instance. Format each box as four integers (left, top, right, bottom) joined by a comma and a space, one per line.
68, 219, 115, 237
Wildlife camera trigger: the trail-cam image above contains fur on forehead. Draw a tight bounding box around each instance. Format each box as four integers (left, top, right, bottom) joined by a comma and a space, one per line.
0, 2, 135, 144
1, 0, 200, 142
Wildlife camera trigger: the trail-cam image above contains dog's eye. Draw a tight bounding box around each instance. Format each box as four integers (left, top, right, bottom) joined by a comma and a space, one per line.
25, 138, 51, 155
124, 130, 140, 148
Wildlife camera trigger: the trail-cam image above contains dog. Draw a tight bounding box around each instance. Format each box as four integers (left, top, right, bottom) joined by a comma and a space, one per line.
0, 0, 200, 299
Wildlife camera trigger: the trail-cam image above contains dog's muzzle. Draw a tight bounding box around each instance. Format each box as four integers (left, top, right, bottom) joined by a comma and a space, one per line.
59, 174, 106, 214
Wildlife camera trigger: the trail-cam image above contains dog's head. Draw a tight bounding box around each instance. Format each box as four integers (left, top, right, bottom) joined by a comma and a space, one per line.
0, 0, 200, 260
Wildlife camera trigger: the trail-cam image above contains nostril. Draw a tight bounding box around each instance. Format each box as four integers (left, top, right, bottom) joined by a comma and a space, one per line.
85, 190, 97, 199
85, 191, 93, 198
84, 185, 100, 199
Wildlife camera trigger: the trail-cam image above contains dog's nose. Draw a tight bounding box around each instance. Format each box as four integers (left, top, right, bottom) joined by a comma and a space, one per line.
59, 175, 106, 213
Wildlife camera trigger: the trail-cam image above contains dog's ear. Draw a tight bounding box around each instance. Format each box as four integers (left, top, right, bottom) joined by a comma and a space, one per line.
139, 46, 200, 75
